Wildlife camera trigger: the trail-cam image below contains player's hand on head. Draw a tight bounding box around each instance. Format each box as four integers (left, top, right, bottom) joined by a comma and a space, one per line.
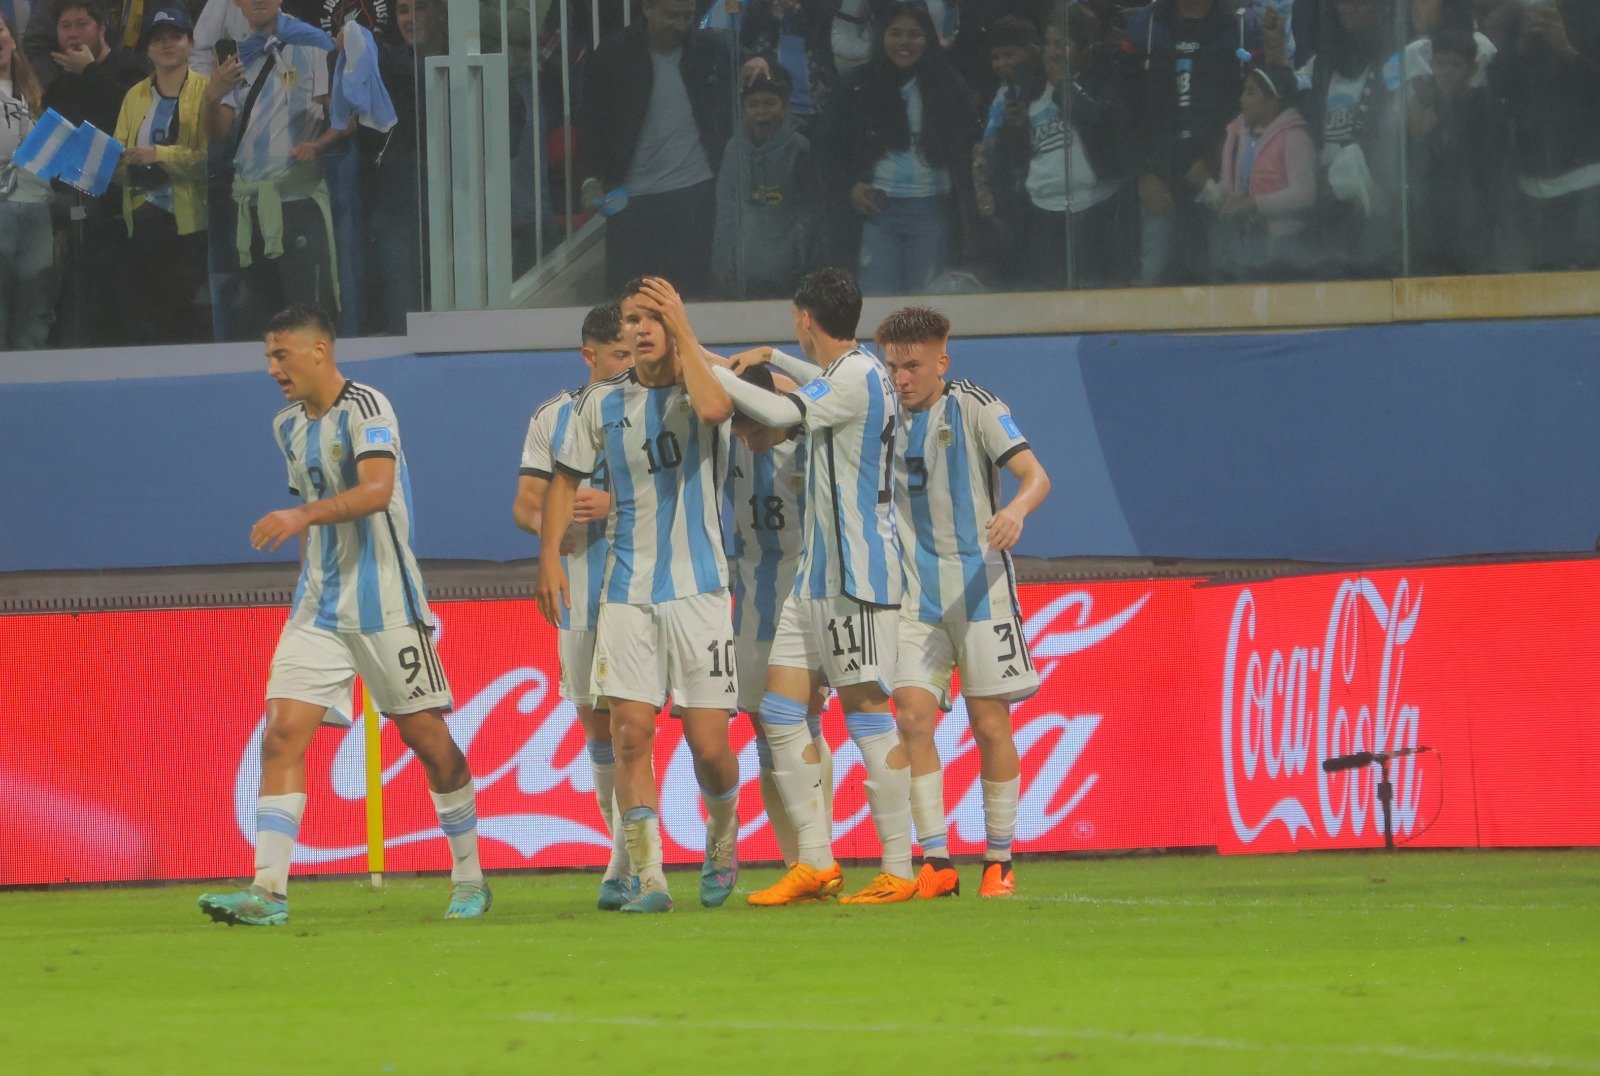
250, 508, 310, 552
728, 347, 772, 374
985, 507, 1024, 553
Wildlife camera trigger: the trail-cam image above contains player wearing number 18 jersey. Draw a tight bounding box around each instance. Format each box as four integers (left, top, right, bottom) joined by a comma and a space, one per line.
537, 277, 742, 914
199, 305, 488, 927
879, 306, 1052, 900
712, 267, 916, 906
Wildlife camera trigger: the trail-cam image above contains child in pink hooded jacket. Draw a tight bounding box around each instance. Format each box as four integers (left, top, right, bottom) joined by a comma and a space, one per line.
1212, 62, 1316, 279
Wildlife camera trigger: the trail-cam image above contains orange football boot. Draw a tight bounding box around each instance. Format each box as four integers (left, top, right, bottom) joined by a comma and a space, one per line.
746, 862, 844, 906
839, 871, 919, 904
978, 860, 1015, 898
914, 861, 961, 899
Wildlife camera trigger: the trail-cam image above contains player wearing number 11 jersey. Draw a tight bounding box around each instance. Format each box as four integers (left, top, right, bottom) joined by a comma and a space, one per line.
199, 305, 489, 927
712, 267, 916, 906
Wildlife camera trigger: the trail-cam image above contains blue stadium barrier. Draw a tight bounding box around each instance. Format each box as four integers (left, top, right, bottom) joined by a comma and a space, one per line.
3, 316, 1599, 572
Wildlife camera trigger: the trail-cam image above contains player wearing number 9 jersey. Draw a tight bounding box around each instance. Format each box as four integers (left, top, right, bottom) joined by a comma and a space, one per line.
538, 276, 742, 914
712, 267, 917, 907
199, 305, 489, 928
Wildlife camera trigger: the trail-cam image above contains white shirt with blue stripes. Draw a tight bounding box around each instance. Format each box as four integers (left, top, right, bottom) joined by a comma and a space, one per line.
787, 347, 903, 608
895, 379, 1030, 624
726, 434, 806, 643
555, 369, 730, 605
275, 381, 434, 633
521, 388, 610, 633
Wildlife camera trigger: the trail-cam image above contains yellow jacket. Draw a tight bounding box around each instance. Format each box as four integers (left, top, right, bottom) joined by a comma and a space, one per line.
113, 71, 210, 237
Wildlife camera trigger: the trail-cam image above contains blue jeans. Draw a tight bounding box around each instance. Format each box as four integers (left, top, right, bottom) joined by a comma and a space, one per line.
857, 195, 950, 296
0, 198, 53, 349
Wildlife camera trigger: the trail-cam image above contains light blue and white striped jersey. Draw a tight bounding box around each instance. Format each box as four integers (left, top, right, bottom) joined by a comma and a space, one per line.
223, 43, 330, 184
895, 380, 1030, 624
725, 434, 806, 643
520, 388, 610, 632
871, 79, 950, 199
787, 347, 903, 607
555, 369, 730, 605
275, 381, 434, 633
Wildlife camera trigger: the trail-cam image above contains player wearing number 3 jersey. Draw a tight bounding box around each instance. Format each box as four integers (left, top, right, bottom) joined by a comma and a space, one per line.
538, 276, 743, 914
200, 305, 489, 927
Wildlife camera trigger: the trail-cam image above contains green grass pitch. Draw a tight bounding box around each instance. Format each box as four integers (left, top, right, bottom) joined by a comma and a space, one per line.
4, 851, 1598, 1073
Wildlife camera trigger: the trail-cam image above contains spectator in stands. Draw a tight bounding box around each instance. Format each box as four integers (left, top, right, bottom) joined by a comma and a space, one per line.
577, 0, 732, 298
1123, 0, 1262, 285
23, 0, 123, 90
739, 0, 837, 139
363, 0, 430, 334
1404, 27, 1505, 274
42, 0, 147, 345
818, 0, 976, 294
1402, 0, 1495, 85
831, 0, 881, 72
980, 4, 1136, 289
712, 67, 819, 299
1209, 60, 1314, 280
948, 0, 1052, 108
203, 0, 350, 337
1486, 0, 1600, 272
111, 7, 208, 343
0, 13, 53, 349
1297, 0, 1403, 277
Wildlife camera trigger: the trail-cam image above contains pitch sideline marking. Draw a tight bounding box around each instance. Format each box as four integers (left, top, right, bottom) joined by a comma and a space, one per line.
512, 1011, 1599, 1071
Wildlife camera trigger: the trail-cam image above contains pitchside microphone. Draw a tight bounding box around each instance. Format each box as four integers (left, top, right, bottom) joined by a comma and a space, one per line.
1322, 746, 1432, 772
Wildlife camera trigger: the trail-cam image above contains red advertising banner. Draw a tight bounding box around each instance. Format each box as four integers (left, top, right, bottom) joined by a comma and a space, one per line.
1194, 561, 1600, 854
0, 580, 1205, 886
5, 562, 1599, 887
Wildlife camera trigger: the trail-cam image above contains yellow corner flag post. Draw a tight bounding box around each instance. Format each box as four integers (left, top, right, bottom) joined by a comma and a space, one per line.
362, 680, 385, 887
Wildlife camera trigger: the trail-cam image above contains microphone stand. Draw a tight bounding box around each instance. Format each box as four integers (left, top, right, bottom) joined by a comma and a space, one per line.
1377, 755, 1395, 851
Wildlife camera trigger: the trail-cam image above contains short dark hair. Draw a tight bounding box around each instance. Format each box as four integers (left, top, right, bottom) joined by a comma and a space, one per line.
1429, 26, 1477, 64
875, 306, 951, 348
743, 66, 793, 103
265, 303, 337, 342
1060, 4, 1099, 50
989, 15, 1040, 51
581, 301, 622, 345
738, 364, 778, 393
56, 0, 108, 27
793, 267, 861, 341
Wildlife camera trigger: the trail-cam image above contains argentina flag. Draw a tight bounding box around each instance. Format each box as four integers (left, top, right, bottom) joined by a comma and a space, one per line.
59, 122, 124, 197
12, 109, 78, 182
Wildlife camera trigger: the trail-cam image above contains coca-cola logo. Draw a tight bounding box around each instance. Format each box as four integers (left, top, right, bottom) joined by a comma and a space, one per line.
234, 592, 1151, 864
1221, 577, 1424, 846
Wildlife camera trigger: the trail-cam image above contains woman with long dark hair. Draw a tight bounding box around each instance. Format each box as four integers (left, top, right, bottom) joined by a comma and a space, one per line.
0, 13, 52, 349
817, 0, 976, 294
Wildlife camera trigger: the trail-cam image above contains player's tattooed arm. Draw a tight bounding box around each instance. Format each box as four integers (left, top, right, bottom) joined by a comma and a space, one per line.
536, 468, 582, 626
986, 449, 1051, 553
250, 455, 396, 551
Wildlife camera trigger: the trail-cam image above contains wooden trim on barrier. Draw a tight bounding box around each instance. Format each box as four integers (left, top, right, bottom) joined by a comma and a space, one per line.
403, 271, 1600, 351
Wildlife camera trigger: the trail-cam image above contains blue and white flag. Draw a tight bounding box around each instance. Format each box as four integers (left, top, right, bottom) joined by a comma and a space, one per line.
59, 122, 124, 197
12, 109, 78, 182
330, 22, 397, 133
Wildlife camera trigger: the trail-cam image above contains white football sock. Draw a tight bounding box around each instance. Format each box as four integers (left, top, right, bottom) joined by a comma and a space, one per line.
982, 776, 1020, 862
622, 807, 668, 894
847, 712, 913, 880
252, 792, 306, 898
910, 771, 949, 861
604, 793, 632, 881
430, 782, 484, 884
761, 693, 834, 869
700, 781, 739, 871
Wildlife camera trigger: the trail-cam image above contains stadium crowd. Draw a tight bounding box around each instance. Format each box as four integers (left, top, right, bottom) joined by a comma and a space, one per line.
0, 0, 1595, 349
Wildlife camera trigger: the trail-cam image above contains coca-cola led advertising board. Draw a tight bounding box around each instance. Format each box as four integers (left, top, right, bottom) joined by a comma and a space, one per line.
5, 564, 1600, 887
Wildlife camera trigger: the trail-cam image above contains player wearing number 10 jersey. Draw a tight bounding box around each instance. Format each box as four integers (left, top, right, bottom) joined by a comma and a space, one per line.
879, 306, 1052, 900
200, 305, 489, 927
537, 277, 742, 914
713, 267, 917, 906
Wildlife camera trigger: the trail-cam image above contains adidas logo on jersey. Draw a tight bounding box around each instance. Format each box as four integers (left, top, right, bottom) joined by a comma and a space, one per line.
408, 686, 425, 699
725, 682, 736, 693
729, 465, 744, 478
843, 660, 860, 672
1001, 666, 1019, 678
602, 417, 634, 431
